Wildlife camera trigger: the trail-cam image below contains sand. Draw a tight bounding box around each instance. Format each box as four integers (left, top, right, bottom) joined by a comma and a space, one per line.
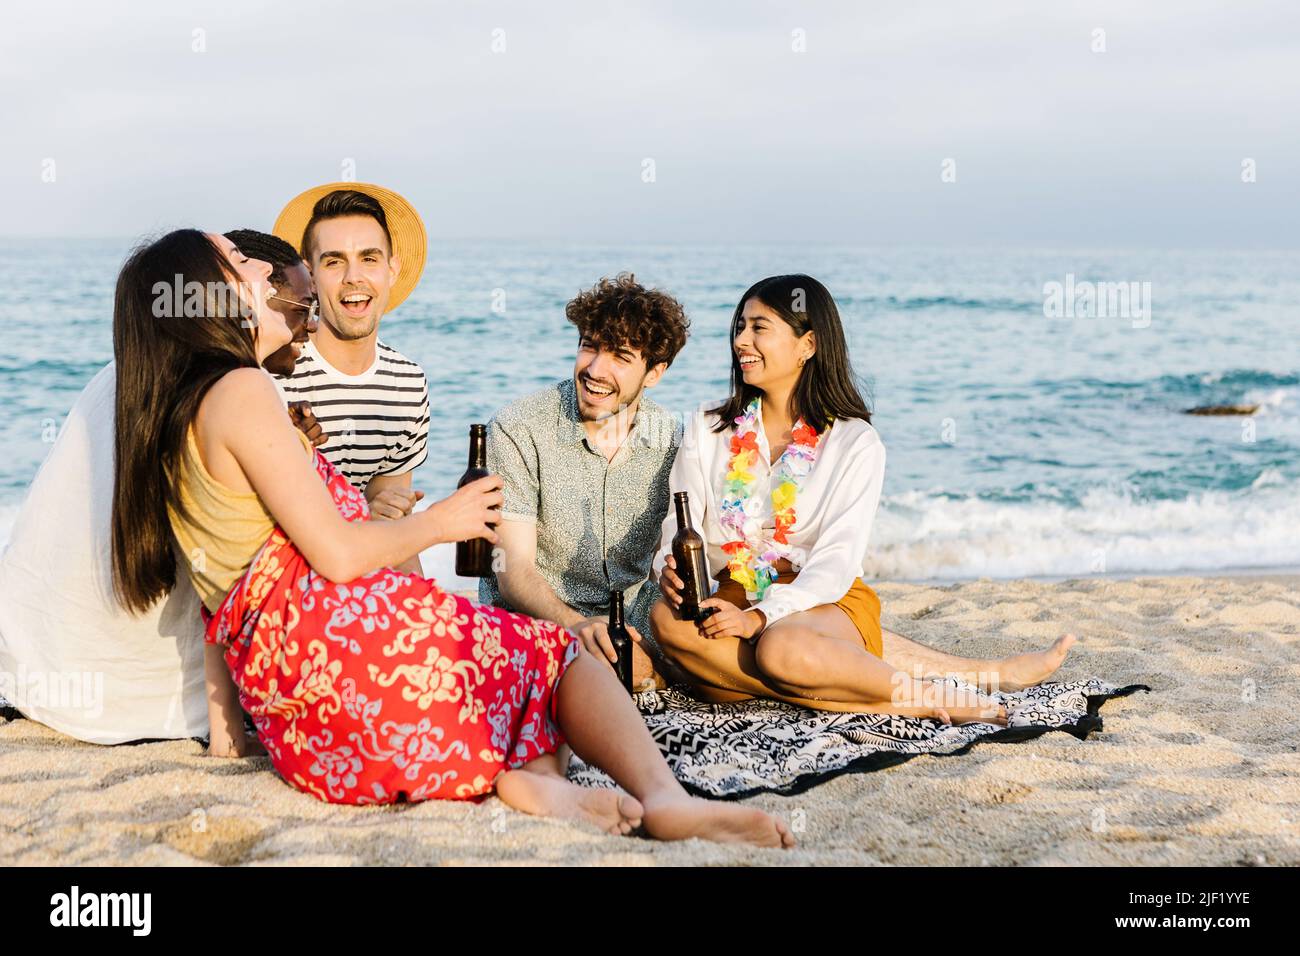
2, 574, 1297, 866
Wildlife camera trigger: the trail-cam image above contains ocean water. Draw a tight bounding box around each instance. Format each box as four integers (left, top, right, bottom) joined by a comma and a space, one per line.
1, 238, 1297, 582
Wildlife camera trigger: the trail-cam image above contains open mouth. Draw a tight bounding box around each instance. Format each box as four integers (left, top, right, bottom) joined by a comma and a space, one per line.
339, 291, 374, 317
738, 353, 762, 371
580, 376, 617, 403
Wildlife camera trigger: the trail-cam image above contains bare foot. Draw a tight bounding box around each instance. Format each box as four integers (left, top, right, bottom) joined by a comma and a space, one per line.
518, 749, 570, 778
991, 633, 1077, 692
640, 792, 795, 848
496, 770, 644, 836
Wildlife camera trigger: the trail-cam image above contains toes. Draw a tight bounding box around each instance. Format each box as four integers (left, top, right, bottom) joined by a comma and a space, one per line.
772, 818, 796, 848
618, 794, 645, 827
607, 813, 638, 836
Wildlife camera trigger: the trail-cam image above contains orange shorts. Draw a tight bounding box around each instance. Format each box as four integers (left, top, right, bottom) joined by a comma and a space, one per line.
711, 562, 883, 658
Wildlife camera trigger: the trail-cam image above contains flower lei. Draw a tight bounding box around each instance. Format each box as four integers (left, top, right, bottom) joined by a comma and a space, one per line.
718, 398, 823, 600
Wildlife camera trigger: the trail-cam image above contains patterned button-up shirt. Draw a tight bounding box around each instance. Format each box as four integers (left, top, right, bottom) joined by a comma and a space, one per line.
478, 378, 681, 636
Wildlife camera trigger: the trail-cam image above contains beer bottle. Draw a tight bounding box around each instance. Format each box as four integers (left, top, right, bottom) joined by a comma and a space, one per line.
454, 424, 495, 576
671, 491, 715, 622
608, 588, 634, 695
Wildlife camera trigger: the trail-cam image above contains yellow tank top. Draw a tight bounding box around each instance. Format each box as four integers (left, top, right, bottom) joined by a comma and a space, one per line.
167, 424, 314, 613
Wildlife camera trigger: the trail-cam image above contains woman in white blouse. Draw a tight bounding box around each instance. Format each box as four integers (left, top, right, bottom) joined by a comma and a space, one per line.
650, 275, 1075, 724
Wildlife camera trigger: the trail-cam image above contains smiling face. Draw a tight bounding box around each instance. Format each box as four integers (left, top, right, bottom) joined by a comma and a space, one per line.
572, 337, 663, 423
307, 215, 400, 342
207, 232, 291, 363
261, 262, 317, 377
732, 296, 815, 393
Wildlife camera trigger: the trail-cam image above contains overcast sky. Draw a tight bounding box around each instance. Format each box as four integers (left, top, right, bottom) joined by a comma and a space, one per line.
3, 0, 1297, 246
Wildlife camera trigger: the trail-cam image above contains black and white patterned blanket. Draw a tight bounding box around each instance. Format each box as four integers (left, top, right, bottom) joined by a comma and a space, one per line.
3, 679, 1148, 801
567, 678, 1150, 799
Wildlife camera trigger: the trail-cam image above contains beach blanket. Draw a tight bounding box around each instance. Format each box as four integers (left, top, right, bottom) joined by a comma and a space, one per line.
567, 678, 1149, 799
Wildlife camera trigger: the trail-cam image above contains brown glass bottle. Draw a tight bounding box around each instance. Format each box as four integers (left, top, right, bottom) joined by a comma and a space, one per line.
671, 491, 715, 622
608, 589, 634, 695
454, 424, 495, 577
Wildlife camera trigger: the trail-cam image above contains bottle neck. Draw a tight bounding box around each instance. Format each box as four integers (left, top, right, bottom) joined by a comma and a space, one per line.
674, 496, 692, 530
468, 431, 486, 468
609, 591, 625, 627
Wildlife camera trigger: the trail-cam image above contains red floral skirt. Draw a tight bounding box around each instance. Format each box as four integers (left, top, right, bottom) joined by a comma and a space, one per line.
205, 450, 578, 805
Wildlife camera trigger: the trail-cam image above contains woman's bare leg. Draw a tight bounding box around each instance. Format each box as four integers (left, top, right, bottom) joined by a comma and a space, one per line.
880, 628, 1077, 693
651, 599, 1005, 724
546, 647, 795, 847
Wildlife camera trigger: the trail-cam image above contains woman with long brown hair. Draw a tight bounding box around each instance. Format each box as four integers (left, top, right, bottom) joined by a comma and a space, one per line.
651, 275, 1076, 720
109, 228, 792, 848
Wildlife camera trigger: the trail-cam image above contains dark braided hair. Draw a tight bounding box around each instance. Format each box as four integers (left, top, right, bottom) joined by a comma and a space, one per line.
223, 229, 304, 287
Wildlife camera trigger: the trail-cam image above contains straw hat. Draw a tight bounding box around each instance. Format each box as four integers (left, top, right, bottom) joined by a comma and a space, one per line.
272, 182, 426, 311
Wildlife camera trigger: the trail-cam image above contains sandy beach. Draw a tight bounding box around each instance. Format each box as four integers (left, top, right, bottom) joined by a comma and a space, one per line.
2, 573, 1296, 867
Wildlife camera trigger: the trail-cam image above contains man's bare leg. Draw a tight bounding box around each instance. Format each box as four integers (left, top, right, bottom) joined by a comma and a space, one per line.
631, 628, 692, 691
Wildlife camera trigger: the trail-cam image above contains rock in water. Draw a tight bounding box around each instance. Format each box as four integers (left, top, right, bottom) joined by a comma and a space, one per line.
1184, 404, 1259, 416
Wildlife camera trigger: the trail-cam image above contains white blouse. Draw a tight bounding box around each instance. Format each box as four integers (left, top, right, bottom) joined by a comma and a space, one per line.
652, 400, 887, 628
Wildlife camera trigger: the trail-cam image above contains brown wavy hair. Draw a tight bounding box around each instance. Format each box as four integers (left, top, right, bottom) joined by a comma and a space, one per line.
565, 272, 689, 370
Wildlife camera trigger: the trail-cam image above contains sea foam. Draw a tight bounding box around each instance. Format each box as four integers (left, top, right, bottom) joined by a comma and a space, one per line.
867, 481, 1300, 580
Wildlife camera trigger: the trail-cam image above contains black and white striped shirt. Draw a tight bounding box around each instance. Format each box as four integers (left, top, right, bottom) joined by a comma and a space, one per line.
276, 339, 430, 490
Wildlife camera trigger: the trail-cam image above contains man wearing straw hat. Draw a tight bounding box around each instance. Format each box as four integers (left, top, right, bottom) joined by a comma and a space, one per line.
272, 183, 430, 575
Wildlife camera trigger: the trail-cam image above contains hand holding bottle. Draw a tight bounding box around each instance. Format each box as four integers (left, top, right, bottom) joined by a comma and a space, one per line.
696, 599, 764, 640
659, 554, 685, 609
456, 423, 498, 576
427, 474, 503, 547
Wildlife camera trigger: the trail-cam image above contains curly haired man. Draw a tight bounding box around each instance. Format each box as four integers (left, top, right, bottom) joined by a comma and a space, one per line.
480, 273, 689, 690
